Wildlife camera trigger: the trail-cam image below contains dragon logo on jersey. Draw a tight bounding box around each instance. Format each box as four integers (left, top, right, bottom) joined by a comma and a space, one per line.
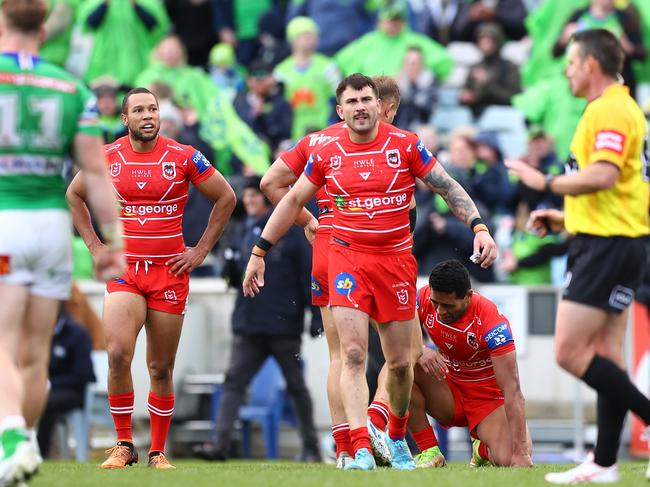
396, 289, 409, 305
162, 162, 176, 180
386, 149, 401, 168
110, 161, 121, 177
466, 331, 479, 350
330, 155, 342, 170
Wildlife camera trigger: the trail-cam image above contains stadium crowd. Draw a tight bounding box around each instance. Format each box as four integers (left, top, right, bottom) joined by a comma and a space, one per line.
44, 0, 649, 286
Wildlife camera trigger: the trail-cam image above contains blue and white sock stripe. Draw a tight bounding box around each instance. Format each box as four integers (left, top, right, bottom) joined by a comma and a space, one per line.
147, 403, 174, 417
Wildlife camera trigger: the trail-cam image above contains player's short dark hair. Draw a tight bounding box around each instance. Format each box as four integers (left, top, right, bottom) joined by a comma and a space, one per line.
1, 0, 47, 33
335, 74, 379, 104
373, 75, 401, 106
429, 260, 471, 299
572, 29, 624, 78
121, 87, 158, 114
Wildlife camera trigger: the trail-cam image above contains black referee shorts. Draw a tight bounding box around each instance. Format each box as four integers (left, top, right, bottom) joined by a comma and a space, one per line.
563, 234, 646, 313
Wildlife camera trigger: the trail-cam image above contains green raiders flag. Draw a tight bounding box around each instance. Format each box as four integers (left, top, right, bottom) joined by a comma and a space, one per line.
0, 52, 102, 210
200, 91, 270, 176
76, 0, 169, 85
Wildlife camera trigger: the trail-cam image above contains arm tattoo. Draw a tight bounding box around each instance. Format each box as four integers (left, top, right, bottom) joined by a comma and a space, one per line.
422, 167, 480, 226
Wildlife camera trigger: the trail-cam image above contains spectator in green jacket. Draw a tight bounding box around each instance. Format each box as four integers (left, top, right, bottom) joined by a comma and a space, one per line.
135, 34, 217, 119
274, 16, 340, 140
334, 0, 453, 81
76, 0, 169, 85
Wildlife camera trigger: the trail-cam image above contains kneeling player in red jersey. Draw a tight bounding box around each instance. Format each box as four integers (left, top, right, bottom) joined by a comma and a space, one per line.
409, 260, 532, 468
67, 88, 236, 469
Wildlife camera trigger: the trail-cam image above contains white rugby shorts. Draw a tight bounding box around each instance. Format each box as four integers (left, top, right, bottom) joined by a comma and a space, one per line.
0, 209, 73, 299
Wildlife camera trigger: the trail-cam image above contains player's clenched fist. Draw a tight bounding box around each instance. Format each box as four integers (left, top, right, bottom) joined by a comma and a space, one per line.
242, 255, 266, 297
472, 230, 497, 269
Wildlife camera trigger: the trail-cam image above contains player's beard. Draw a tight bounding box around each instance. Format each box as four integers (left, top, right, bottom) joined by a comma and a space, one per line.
131, 125, 160, 142
349, 110, 377, 135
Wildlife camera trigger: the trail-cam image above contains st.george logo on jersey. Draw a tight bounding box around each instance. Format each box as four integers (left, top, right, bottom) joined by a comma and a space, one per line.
110, 161, 121, 177
162, 162, 176, 180
467, 331, 479, 350
386, 149, 401, 168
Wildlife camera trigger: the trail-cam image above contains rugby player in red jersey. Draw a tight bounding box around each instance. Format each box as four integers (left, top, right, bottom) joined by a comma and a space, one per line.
243, 74, 496, 470
409, 259, 532, 468
260, 76, 412, 468
67, 88, 236, 469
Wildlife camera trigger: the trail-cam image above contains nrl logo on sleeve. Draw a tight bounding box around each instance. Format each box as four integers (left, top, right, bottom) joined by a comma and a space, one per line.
385, 149, 401, 168
162, 161, 176, 180
424, 314, 434, 328
110, 161, 121, 177
330, 155, 342, 170
396, 289, 409, 305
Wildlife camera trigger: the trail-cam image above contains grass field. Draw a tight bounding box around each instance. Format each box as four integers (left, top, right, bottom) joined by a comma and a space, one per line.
27, 460, 649, 487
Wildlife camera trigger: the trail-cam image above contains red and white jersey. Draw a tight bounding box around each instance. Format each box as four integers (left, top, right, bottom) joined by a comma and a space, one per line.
304, 122, 435, 253
417, 286, 516, 383
105, 135, 215, 263
281, 122, 346, 235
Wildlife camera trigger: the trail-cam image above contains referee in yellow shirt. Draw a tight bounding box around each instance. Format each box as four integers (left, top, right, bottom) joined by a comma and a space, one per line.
507, 28, 650, 483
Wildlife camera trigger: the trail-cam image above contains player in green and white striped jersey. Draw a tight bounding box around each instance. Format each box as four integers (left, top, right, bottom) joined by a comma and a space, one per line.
0, 1, 124, 483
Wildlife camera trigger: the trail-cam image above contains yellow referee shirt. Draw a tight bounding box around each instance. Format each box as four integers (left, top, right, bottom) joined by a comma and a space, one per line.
565, 83, 650, 237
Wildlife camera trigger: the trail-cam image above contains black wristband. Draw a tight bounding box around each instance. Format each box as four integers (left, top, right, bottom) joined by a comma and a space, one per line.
409, 207, 417, 233
470, 217, 484, 231
256, 237, 273, 252
544, 173, 556, 192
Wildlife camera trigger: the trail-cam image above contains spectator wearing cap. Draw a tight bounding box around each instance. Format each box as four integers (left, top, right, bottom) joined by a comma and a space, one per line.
394, 46, 438, 131
90, 76, 127, 143
197, 176, 322, 462
459, 22, 521, 118
472, 131, 517, 215
135, 34, 218, 118
208, 43, 247, 102
286, 0, 375, 56
274, 16, 341, 140
234, 59, 293, 153
335, 0, 453, 80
